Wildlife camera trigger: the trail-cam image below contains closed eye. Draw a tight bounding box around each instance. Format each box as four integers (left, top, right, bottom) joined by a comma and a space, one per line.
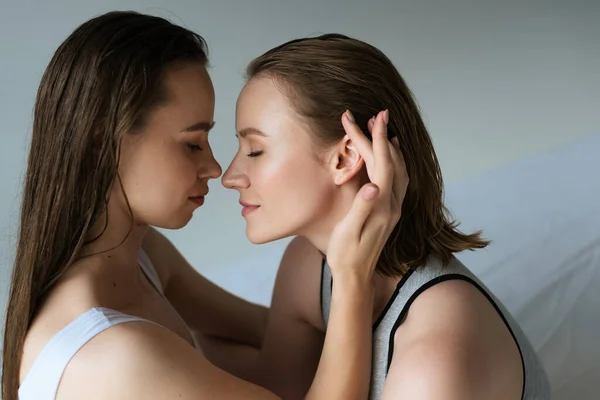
247, 151, 263, 158
187, 143, 203, 152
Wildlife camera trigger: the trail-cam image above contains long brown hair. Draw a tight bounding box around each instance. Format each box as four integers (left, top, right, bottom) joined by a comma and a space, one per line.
2, 11, 208, 399
247, 34, 489, 277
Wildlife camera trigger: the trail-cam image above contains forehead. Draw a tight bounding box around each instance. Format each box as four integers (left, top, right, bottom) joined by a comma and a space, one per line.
140, 63, 215, 133
236, 77, 292, 120
236, 78, 334, 164
163, 62, 215, 107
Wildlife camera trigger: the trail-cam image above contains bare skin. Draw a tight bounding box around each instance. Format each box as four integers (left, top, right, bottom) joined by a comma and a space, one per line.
219, 77, 524, 399
250, 236, 524, 400
19, 63, 406, 399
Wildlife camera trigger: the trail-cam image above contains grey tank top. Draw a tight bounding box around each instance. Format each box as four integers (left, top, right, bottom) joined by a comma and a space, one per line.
320, 256, 550, 400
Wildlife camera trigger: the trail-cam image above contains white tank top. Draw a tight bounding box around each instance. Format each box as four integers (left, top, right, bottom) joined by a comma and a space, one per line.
18, 249, 201, 400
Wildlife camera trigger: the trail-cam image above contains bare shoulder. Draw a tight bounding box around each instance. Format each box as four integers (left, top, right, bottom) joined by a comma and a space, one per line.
57, 321, 277, 400
274, 236, 324, 329
398, 278, 518, 337
382, 279, 523, 400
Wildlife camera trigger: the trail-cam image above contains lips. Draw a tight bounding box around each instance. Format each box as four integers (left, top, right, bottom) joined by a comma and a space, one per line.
189, 196, 205, 206
189, 191, 208, 206
240, 200, 260, 217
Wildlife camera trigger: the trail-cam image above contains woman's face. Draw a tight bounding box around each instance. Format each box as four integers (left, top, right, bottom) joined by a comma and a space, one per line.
222, 77, 350, 245
117, 62, 222, 229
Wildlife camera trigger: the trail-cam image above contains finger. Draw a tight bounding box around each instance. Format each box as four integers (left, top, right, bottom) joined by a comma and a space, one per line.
338, 184, 379, 239
371, 110, 393, 197
342, 110, 375, 168
367, 116, 375, 133
387, 137, 408, 213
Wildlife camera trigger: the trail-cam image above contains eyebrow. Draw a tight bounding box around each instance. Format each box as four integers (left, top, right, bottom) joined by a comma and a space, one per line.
236, 127, 267, 138
181, 121, 216, 133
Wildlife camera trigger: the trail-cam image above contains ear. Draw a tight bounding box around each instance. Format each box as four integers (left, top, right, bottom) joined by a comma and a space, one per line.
330, 135, 365, 186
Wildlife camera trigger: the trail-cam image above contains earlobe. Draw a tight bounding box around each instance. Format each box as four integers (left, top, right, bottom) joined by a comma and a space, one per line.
332, 136, 365, 186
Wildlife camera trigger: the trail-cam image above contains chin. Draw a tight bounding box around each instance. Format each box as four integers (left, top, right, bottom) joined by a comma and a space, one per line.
246, 225, 290, 245
151, 213, 193, 230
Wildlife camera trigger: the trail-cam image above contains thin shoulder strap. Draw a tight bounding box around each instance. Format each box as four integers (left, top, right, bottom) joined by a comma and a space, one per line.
138, 248, 164, 295
18, 308, 158, 400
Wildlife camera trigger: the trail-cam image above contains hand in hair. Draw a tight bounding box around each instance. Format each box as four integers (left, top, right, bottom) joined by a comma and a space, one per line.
326, 109, 408, 282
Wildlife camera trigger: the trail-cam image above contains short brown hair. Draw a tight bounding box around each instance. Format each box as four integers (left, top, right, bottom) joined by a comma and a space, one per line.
247, 34, 488, 277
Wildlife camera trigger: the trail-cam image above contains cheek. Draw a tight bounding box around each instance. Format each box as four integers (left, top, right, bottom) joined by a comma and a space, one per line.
127, 147, 192, 191
250, 154, 334, 240
264, 154, 325, 201
118, 142, 197, 223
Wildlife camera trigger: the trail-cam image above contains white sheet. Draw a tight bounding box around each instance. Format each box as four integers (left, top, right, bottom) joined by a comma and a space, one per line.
205, 132, 600, 399
446, 132, 600, 399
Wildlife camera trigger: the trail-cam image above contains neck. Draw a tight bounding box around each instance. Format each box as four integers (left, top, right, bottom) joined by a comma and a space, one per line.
301, 182, 401, 321
41, 191, 151, 315
304, 189, 358, 255
78, 191, 149, 279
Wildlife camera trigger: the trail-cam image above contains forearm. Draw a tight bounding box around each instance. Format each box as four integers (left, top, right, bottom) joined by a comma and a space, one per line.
305, 276, 374, 400
142, 229, 269, 348
198, 302, 268, 349
194, 331, 262, 382
166, 269, 269, 348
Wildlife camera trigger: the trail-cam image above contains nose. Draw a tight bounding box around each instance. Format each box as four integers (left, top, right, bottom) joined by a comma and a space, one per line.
199, 150, 222, 180
221, 154, 249, 190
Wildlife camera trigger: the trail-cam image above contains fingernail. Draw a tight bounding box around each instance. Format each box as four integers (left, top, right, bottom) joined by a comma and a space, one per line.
345, 109, 355, 123
392, 137, 399, 147
363, 185, 378, 200
383, 109, 390, 124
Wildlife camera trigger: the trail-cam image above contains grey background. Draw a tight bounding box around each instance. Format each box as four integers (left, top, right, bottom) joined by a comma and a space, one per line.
0, 3, 598, 395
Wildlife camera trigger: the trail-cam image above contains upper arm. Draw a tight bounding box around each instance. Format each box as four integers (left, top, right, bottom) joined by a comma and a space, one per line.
142, 227, 268, 346
381, 334, 484, 400
381, 279, 523, 400
58, 321, 279, 400
254, 236, 326, 400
